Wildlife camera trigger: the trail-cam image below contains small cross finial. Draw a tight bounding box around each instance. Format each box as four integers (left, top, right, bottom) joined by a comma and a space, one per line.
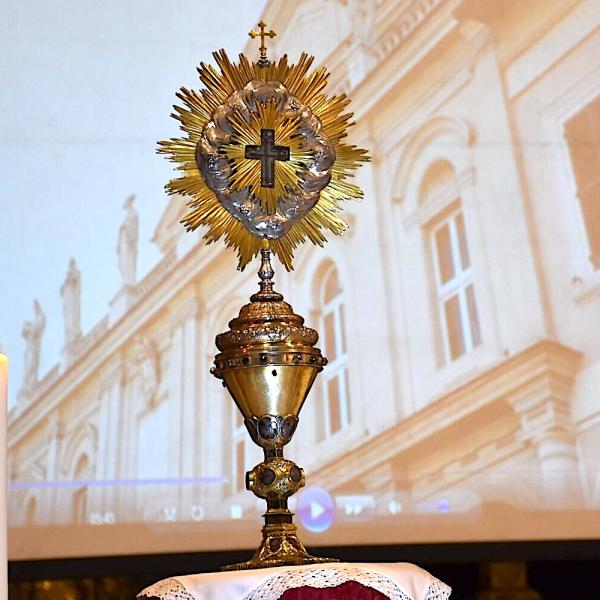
249, 20, 277, 67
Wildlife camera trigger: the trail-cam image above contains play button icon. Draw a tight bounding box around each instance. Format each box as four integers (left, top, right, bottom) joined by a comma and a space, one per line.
297, 486, 334, 533
310, 500, 325, 519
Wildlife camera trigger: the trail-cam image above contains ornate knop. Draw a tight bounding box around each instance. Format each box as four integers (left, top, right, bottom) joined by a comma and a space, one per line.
246, 457, 304, 499
252, 245, 283, 301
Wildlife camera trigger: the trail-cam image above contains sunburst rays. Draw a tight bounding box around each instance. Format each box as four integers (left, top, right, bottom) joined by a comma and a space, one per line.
223, 100, 310, 215
158, 50, 369, 270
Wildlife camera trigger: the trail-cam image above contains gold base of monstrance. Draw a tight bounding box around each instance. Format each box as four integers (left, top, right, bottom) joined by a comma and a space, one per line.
158, 20, 368, 569
213, 247, 336, 570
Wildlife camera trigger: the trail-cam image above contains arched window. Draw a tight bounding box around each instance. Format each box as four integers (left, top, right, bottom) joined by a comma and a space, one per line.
72, 454, 90, 524
564, 95, 600, 270
316, 263, 350, 440
212, 301, 258, 499
231, 406, 253, 495
422, 161, 482, 363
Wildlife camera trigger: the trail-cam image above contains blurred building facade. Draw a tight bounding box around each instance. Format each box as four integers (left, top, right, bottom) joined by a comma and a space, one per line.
8, 0, 600, 550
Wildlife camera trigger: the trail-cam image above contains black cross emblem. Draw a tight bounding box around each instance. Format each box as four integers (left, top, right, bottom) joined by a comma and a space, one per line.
244, 129, 290, 188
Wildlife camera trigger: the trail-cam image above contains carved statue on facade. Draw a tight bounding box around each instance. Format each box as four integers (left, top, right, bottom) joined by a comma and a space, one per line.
21, 299, 46, 391
349, 0, 376, 46
117, 194, 139, 287
134, 336, 159, 407
60, 257, 82, 350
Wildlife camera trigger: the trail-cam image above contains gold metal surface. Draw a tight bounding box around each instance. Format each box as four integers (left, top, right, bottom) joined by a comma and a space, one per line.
225, 100, 310, 214
222, 364, 319, 421
247, 457, 305, 498
212, 246, 326, 424
158, 48, 369, 270
157, 26, 364, 570
212, 249, 337, 570
248, 20, 276, 67
222, 521, 334, 571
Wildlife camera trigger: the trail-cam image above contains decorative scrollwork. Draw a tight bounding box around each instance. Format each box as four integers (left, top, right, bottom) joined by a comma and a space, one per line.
158, 51, 369, 270
196, 80, 335, 239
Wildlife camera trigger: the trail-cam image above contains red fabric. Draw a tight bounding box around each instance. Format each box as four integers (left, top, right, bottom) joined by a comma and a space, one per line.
277, 580, 391, 600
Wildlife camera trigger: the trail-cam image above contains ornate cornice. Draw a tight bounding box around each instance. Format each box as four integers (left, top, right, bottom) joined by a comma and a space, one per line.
393, 114, 475, 204
6, 242, 220, 447
169, 293, 204, 328
508, 342, 583, 441
372, 0, 450, 63
134, 249, 177, 302
310, 340, 582, 491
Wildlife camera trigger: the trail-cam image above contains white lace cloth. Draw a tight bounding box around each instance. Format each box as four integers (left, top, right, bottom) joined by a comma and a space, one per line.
138, 562, 451, 600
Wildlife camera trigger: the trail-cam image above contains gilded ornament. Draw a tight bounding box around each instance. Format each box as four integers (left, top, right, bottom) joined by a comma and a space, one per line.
157, 21, 368, 571
158, 35, 369, 270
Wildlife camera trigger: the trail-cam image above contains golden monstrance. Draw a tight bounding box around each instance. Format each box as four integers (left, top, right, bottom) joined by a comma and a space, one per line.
158, 21, 369, 570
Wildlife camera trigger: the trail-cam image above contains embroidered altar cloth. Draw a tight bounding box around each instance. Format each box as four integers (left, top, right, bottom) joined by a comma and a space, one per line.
138, 562, 451, 600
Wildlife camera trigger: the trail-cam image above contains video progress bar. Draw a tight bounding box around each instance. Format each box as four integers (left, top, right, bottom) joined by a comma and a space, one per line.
9, 476, 228, 490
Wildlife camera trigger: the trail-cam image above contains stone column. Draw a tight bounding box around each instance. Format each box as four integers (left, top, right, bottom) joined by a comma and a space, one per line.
457, 164, 503, 355
94, 363, 123, 518
201, 347, 231, 520
532, 429, 581, 509
511, 394, 581, 508
509, 345, 583, 508
168, 294, 203, 519
348, 144, 400, 430
43, 416, 64, 524
118, 358, 138, 521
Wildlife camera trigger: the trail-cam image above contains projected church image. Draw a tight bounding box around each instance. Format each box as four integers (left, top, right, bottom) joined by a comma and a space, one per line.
7, 0, 600, 561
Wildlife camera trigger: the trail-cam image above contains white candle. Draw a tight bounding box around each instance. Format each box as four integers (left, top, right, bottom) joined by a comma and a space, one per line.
0, 354, 7, 600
